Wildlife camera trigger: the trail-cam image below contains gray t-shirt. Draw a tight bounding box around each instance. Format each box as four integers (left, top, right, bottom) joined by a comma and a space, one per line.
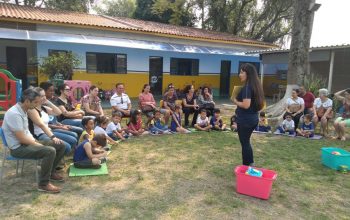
2, 103, 34, 150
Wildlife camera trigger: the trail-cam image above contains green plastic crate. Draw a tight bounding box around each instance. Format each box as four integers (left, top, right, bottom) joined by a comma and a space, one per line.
321, 147, 350, 170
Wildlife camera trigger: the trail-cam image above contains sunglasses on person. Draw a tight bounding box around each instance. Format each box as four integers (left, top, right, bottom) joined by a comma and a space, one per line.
120, 96, 124, 104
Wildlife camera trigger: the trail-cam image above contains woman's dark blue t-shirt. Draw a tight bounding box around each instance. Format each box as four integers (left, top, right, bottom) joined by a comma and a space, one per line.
235, 85, 259, 123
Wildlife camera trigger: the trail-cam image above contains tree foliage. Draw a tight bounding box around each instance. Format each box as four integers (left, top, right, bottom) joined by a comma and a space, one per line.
38, 52, 81, 80
45, 0, 93, 12
94, 0, 136, 18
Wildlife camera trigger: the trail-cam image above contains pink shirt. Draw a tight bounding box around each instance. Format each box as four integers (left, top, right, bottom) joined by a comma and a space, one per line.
138, 92, 156, 108
128, 119, 142, 131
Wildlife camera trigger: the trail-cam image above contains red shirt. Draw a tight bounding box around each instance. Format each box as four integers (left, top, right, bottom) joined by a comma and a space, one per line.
300, 92, 315, 109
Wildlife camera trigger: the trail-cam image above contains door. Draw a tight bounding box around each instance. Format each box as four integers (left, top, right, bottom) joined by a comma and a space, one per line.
6, 47, 27, 90
220, 60, 231, 96
149, 57, 163, 96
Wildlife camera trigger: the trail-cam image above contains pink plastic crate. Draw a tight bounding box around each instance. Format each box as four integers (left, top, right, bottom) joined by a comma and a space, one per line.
234, 165, 277, 200
64, 80, 91, 105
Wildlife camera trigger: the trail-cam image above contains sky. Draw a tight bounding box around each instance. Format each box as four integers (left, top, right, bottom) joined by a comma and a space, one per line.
311, 0, 350, 46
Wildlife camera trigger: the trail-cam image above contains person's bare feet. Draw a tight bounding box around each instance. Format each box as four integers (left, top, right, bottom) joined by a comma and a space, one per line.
38, 183, 61, 193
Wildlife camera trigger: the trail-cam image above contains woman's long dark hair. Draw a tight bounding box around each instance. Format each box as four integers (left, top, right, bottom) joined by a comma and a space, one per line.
201, 86, 212, 98
183, 85, 193, 94
142, 84, 150, 93
240, 63, 265, 111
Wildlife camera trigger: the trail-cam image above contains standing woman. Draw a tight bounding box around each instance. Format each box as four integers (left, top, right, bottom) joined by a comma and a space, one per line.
232, 63, 265, 166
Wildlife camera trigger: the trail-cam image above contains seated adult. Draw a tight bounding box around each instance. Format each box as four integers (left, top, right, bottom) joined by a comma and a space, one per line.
110, 83, 132, 117
182, 85, 199, 127
197, 86, 215, 117
81, 85, 104, 117
55, 84, 85, 128
2, 88, 65, 193
28, 87, 76, 155
333, 88, 350, 141
162, 85, 178, 124
299, 86, 315, 115
40, 81, 83, 137
138, 84, 170, 125
313, 88, 333, 136
284, 89, 304, 129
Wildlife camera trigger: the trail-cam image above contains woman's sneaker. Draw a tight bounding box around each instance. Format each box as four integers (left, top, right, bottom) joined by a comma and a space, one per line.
38, 183, 61, 193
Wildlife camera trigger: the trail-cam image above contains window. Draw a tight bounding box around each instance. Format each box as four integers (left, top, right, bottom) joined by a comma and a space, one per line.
48, 49, 68, 56
170, 58, 199, 75
86, 52, 127, 74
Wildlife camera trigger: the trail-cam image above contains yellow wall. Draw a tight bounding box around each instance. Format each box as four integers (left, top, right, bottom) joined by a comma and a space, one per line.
162, 74, 220, 92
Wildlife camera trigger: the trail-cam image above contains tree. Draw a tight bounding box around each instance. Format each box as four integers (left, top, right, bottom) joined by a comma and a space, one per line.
45, 0, 93, 13
94, 0, 136, 18
266, 0, 319, 117
134, 0, 161, 22
38, 52, 81, 80
205, 0, 293, 44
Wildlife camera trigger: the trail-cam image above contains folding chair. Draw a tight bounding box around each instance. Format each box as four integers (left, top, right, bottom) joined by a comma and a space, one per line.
0, 128, 39, 185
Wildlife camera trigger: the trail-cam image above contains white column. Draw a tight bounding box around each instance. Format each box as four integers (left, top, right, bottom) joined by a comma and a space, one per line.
327, 50, 335, 92
260, 63, 264, 86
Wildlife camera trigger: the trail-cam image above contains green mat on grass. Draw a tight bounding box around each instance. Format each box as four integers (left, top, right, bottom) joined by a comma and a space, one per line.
69, 163, 108, 177
187, 128, 198, 132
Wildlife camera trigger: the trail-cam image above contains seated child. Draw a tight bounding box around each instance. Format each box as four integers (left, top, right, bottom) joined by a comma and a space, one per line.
94, 115, 118, 145
210, 108, 227, 131
149, 109, 170, 134
106, 111, 129, 141
276, 113, 295, 135
255, 111, 271, 132
170, 104, 190, 133
73, 134, 108, 169
230, 114, 237, 132
194, 109, 212, 131
79, 117, 95, 143
296, 114, 314, 138
127, 109, 148, 136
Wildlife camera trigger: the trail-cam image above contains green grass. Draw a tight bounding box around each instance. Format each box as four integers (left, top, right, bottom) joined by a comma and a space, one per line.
1, 130, 350, 219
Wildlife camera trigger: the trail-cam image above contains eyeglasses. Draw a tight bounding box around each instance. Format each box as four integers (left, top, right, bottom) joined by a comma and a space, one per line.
64, 88, 71, 91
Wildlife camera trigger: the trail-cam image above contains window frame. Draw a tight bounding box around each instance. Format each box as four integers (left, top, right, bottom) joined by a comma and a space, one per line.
86, 52, 127, 74
170, 57, 199, 76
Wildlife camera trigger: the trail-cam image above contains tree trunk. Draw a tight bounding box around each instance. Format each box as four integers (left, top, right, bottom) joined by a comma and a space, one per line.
267, 0, 316, 119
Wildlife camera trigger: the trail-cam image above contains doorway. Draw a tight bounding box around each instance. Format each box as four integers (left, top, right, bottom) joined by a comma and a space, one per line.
220, 60, 231, 96
149, 56, 163, 96
6, 47, 27, 90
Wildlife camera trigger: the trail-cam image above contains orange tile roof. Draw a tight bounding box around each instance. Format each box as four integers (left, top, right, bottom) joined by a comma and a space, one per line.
0, 3, 276, 47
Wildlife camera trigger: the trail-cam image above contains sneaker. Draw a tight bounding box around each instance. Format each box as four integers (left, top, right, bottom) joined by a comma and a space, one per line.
38, 183, 61, 193
50, 172, 64, 182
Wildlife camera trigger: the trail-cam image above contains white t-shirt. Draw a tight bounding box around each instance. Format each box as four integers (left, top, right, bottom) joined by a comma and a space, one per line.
106, 122, 121, 133
196, 116, 209, 126
94, 126, 108, 137
110, 93, 131, 110
282, 119, 295, 130
286, 97, 304, 106
34, 108, 51, 136
314, 98, 333, 109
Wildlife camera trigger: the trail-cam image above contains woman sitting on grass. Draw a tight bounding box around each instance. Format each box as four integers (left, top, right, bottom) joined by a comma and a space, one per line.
170, 104, 190, 133
73, 134, 108, 169
127, 109, 148, 136
313, 88, 333, 136
333, 88, 350, 141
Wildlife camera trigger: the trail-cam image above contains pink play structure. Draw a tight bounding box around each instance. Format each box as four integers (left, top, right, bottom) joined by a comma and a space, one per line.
64, 80, 91, 105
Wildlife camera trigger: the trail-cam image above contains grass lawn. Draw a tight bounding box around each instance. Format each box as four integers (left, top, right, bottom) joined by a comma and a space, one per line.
1, 128, 350, 219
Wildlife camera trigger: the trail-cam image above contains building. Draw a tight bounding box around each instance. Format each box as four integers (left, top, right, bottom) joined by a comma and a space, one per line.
0, 3, 276, 97
256, 44, 350, 96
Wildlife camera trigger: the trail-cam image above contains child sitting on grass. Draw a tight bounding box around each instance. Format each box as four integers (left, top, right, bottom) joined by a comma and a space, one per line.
73, 134, 108, 169
296, 114, 314, 138
127, 109, 148, 136
210, 108, 227, 131
194, 109, 212, 131
106, 111, 128, 141
149, 109, 170, 134
94, 115, 118, 145
255, 111, 271, 132
230, 114, 237, 132
170, 104, 190, 133
79, 117, 95, 143
276, 112, 295, 135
